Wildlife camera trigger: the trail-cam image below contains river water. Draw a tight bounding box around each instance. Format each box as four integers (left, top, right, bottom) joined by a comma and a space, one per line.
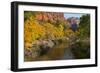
45, 42, 75, 60
62, 48, 75, 60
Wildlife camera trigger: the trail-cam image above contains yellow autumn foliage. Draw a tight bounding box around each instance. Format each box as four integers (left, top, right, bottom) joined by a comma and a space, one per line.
64, 29, 74, 37
24, 16, 68, 49
24, 16, 45, 48
43, 23, 64, 40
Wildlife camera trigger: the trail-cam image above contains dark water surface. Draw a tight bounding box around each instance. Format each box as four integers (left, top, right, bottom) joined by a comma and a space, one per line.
62, 48, 75, 60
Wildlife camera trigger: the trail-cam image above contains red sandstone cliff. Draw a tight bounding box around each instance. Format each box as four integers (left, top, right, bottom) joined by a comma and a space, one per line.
35, 12, 67, 25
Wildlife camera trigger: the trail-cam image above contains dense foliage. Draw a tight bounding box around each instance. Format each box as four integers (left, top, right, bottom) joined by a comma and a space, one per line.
78, 14, 90, 39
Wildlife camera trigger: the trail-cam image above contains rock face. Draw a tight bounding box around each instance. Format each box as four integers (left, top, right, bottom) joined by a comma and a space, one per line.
67, 17, 80, 26
36, 12, 67, 24
67, 17, 80, 31
30, 39, 55, 56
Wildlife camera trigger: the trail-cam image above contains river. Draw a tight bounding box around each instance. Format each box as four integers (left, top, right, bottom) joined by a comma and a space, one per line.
62, 48, 75, 60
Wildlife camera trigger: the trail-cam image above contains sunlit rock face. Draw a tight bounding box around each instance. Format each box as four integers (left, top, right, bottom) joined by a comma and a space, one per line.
67, 17, 80, 31
36, 12, 67, 24
67, 17, 80, 26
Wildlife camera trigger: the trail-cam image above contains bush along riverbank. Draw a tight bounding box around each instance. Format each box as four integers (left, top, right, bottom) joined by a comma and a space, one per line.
71, 38, 90, 59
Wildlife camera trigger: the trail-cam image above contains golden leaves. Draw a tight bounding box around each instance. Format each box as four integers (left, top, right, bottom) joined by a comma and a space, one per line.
24, 17, 46, 49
